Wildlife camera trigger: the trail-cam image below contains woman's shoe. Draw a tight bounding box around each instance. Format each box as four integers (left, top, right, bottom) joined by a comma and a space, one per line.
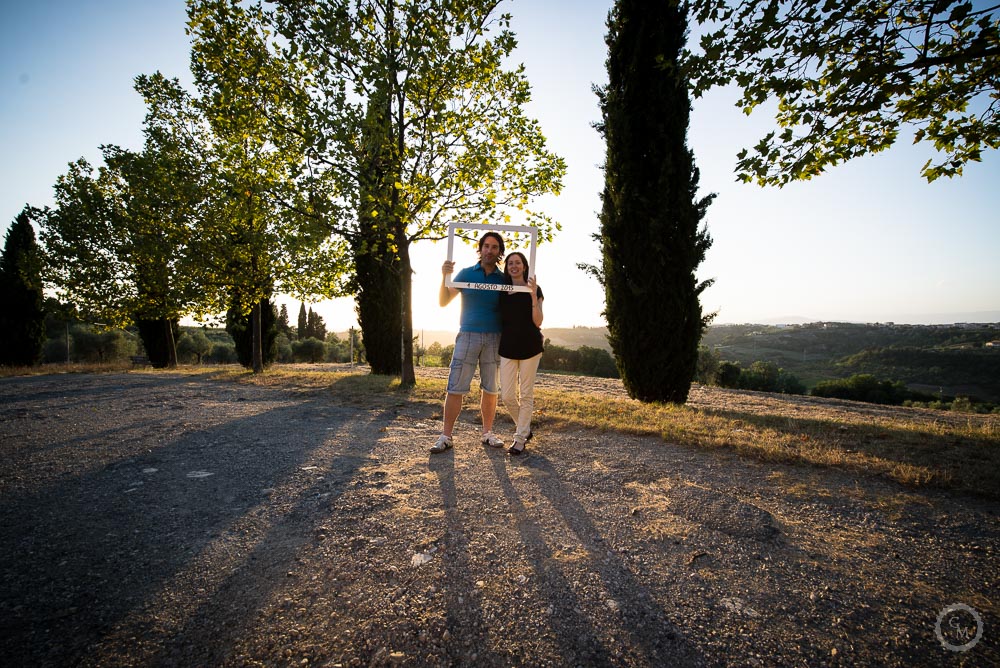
508, 439, 527, 456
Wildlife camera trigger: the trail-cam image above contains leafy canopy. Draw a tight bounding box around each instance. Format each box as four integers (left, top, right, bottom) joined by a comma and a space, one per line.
684, 0, 1000, 184
268, 0, 566, 248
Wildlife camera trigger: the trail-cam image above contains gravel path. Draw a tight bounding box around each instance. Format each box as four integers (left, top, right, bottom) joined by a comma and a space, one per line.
0, 369, 996, 666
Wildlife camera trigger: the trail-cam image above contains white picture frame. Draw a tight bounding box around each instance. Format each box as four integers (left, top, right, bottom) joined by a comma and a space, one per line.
445, 222, 537, 293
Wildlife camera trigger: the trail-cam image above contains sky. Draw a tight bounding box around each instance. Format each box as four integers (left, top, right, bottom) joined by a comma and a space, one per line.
2, 0, 998, 331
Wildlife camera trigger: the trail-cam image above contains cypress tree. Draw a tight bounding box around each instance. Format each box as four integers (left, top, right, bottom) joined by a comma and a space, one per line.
0, 209, 46, 367
227, 297, 279, 369
595, 0, 714, 403
297, 302, 307, 341
278, 303, 291, 339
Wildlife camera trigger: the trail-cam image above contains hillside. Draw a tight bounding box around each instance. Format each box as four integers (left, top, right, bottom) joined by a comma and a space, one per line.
701, 321, 1000, 401
276, 321, 1000, 402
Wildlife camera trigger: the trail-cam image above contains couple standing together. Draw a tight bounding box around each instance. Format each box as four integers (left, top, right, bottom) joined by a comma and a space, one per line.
430, 232, 544, 456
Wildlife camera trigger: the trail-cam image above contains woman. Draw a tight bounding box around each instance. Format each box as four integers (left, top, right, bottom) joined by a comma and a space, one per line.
498, 251, 544, 455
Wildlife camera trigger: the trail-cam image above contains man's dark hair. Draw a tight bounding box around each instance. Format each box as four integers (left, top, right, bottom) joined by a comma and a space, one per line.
477, 232, 505, 259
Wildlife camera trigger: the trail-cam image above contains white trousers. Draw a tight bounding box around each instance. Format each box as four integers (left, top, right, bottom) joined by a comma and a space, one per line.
499, 353, 542, 441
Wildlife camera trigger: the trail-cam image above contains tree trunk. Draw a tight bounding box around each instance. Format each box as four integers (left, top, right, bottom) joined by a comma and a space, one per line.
164, 317, 178, 369
399, 237, 415, 387
251, 299, 263, 373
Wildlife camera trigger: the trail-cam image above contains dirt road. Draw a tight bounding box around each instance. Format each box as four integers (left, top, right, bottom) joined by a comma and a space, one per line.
0, 370, 996, 666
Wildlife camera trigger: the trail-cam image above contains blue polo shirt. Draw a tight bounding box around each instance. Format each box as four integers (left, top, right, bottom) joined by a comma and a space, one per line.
454, 262, 505, 332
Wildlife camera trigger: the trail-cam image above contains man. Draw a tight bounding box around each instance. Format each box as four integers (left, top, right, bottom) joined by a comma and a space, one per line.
431, 232, 507, 453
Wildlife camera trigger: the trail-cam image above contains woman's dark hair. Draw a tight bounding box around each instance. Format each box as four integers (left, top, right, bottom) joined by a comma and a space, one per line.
503, 251, 529, 281
477, 231, 505, 259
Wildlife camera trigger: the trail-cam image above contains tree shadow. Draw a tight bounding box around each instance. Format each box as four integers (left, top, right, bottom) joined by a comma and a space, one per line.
695, 404, 1000, 499
427, 448, 501, 664
0, 373, 393, 666
487, 452, 707, 666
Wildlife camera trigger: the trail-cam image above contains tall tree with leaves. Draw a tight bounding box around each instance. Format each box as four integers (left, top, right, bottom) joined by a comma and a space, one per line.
267, 0, 566, 386
684, 1, 1000, 184
593, 0, 714, 404
0, 208, 46, 366
188, 0, 351, 373
40, 74, 212, 368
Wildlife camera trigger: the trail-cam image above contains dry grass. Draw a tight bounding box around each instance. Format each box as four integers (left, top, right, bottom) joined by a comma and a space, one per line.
9, 362, 998, 498
532, 387, 1000, 496
227, 365, 1000, 498
0, 361, 138, 377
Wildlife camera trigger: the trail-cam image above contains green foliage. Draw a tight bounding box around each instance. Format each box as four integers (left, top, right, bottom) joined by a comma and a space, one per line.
206, 342, 238, 364
324, 332, 353, 363
812, 374, 917, 405
277, 304, 293, 340
297, 303, 307, 341
0, 209, 46, 366
177, 330, 213, 364
685, 1, 1000, 184
695, 345, 721, 384
304, 307, 327, 341
292, 337, 327, 363
265, 0, 566, 385
710, 358, 804, 394
40, 74, 215, 351
226, 298, 279, 369
716, 360, 742, 388
540, 341, 619, 378
70, 325, 137, 363
594, 0, 714, 403
838, 346, 1000, 394
187, 1, 352, 371
275, 333, 294, 363
439, 344, 455, 368
701, 322, 1000, 401
739, 361, 805, 394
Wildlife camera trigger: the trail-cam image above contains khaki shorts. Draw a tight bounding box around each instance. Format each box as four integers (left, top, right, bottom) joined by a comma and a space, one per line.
447, 332, 500, 395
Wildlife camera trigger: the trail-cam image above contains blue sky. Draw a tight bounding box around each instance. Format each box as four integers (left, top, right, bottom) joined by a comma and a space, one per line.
3, 0, 998, 329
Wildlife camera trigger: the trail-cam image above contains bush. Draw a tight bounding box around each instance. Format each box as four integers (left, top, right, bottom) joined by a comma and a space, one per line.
206, 343, 237, 364
811, 374, 911, 405
440, 344, 454, 367
177, 331, 212, 364
292, 337, 326, 363
43, 337, 70, 363
736, 361, 805, 394
71, 326, 136, 363
716, 361, 741, 388
576, 346, 619, 378
275, 333, 294, 363
695, 346, 720, 384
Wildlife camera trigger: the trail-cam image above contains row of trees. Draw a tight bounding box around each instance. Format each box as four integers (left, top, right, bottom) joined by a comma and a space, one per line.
5, 0, 995, 406
539, 342, 618, 378
277, 303, 329, 343
696, 347, 805, 394
11, 0, 564, 380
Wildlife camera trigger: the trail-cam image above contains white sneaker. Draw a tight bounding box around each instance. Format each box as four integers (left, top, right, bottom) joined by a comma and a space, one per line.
430, 434, 453, 453
481, 432, 505, 448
